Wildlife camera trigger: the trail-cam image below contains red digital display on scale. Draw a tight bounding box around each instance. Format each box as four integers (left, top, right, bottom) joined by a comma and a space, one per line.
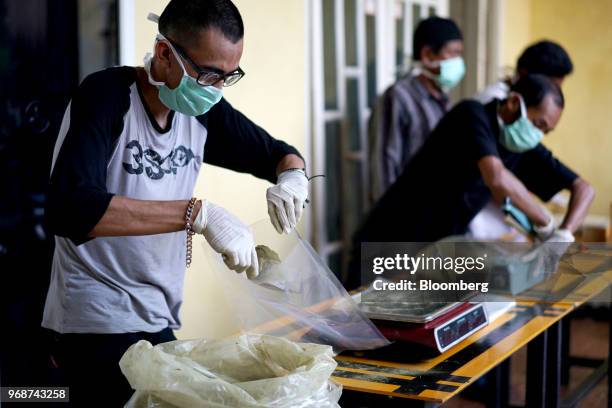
436, 305, 487, 349
373, 303, 489, 354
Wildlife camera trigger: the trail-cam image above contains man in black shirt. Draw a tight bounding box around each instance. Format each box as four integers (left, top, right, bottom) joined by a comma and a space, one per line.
347, 74, 594, 289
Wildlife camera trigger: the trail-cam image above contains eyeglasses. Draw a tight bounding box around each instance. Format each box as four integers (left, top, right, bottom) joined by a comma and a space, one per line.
165, 37, 245, 87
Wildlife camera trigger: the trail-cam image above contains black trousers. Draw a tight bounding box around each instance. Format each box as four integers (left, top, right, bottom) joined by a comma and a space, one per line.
46, 327, 176, 407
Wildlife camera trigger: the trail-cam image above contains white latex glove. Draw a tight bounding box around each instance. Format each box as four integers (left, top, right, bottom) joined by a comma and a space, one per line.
266, 169, 309, 234
542, 228, 574, 260
193, 200, 259, 278
545, 228, 575, 243
533, 214, 555, 241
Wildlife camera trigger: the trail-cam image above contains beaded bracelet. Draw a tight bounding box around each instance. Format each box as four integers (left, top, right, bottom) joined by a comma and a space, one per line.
185, 197, 198, 268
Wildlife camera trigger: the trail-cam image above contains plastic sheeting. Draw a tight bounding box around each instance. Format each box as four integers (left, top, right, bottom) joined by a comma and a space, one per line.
200, 220, 389, 352
120, 333, 342, 408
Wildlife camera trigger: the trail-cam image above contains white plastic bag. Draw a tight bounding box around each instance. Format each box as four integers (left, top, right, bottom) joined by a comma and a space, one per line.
120, 333, 342, 408
202, 220, 389, 352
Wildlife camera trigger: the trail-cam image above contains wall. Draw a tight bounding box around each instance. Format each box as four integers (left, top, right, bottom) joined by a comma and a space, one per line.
78, 0, 119, 80
500, 0, 531, 71
502, 0, 612, 216
131, 0, 307, 338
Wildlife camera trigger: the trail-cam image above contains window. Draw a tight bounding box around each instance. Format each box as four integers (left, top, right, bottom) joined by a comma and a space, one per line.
309, 0, 449, 281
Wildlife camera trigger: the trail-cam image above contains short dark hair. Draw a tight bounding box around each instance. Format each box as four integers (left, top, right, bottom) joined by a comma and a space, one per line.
159, 0, 244, 46
517, 40, 573, 78
412, 17, 462, 61
511, 74, 565, 109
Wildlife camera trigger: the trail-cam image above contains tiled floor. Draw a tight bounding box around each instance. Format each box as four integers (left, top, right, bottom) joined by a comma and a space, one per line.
445, 316, 610, 407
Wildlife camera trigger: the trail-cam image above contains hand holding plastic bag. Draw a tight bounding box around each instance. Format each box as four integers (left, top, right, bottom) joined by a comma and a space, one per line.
193, 200, 259, 277
202, 220, 389, 352
266, 169, 309, 234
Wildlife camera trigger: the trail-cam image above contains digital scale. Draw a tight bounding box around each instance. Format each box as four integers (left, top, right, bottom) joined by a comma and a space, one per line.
369, 302, 488, 353
356, 291, 489, 354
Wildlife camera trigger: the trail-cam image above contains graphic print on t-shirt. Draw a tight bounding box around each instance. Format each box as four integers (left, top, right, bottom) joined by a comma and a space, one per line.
122, 139, 200, 180
44, 67, 300, 334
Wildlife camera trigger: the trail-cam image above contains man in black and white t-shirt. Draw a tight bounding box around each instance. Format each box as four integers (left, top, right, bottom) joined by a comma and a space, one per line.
43, 0, 308, 405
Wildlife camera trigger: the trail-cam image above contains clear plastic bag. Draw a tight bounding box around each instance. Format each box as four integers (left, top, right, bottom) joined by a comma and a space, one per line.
201, 220, 389, 352
119, 333, 342, 408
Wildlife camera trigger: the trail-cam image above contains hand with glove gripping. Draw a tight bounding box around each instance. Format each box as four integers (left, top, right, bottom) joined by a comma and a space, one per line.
192, 200, 259, 279
533, 212, 575, 260
266, 168, 309, 234
533, 214, 575, 243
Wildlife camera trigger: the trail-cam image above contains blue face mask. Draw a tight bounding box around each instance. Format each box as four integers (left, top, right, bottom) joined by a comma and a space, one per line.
499, 95, 544, 153
420, 56, 465, 90
144, 35, 223, 116
436, 56, 465, 89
